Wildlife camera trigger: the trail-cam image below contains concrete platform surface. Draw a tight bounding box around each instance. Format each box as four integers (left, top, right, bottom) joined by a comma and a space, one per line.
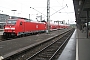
57, 29, 76, 60
77, 29, 90, 60
57, 29, 90, 60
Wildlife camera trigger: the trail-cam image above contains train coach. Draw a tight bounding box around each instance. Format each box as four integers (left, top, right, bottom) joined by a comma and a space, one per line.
3, 18, 69, 38
49, 23, 69, 30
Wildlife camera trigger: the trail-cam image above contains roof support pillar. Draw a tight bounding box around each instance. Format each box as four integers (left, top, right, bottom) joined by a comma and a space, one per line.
83, 8, 90, 38
86, 11, 89, 38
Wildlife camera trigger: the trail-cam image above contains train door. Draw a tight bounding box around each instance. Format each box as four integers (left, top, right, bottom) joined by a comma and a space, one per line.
19, 21, 25, 34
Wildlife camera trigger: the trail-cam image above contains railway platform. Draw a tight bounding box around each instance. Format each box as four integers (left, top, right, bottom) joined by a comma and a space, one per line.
0, 29, 3, 35
57, 28, 90, 60
0, 30, 3, 41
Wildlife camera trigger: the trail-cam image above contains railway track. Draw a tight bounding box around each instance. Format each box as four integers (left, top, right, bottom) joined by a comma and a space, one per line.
0, 31, 46, 42
3, 28, 75, 60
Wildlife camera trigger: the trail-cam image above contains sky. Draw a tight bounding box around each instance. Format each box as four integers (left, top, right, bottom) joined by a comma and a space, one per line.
0, 0, 76, 24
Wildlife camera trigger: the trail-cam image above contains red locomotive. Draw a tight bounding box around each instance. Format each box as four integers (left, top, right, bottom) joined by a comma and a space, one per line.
3, 18, 69, 38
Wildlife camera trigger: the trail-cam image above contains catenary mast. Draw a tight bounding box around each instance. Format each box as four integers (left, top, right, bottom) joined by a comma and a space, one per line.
47, 0, 50, 33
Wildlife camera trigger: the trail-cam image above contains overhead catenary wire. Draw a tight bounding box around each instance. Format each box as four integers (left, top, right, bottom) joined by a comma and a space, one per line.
0, 0, 69, 19
50, 4, 68, 16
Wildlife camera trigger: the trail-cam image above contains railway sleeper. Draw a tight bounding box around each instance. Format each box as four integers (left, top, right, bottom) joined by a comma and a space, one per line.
35, 57, 46, 60
38, 54, 52, 58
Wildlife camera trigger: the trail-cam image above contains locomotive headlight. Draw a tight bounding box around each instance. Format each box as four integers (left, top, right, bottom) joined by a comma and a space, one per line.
5, 28, 10, 29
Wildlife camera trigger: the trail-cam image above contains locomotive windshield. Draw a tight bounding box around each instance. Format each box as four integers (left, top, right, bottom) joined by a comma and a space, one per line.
7, 19, 17, 24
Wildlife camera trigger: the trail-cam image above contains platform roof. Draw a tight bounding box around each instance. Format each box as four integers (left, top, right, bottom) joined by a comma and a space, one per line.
73, 0, 90, 24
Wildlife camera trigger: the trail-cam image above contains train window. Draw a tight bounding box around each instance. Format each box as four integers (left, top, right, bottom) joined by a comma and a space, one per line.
7, 20, 16, 24
20, 22, 22, 25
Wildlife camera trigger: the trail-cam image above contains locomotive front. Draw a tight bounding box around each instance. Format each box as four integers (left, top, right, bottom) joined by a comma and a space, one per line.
3, 19, 17, 37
